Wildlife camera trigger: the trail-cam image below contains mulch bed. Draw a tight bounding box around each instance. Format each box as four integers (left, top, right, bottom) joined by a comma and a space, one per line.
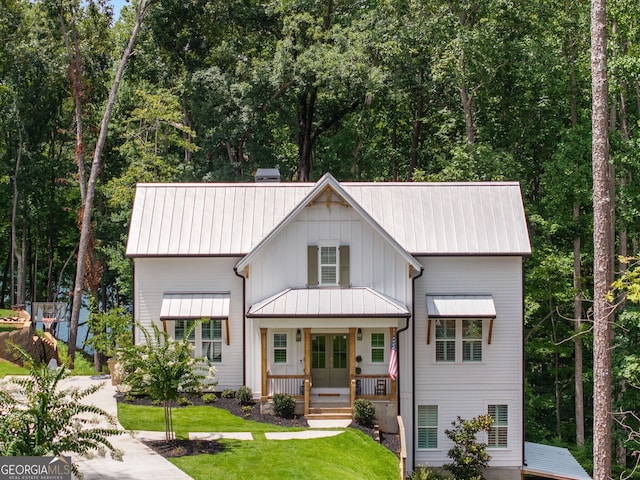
118, 393, 400, 458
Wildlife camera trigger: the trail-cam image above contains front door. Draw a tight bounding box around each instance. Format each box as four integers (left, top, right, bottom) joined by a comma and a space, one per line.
311, 334, 349, 388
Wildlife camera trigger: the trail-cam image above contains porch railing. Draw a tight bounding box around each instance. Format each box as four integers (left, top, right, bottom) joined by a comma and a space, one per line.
353, 374, 395, 400
266, 373, 308, 398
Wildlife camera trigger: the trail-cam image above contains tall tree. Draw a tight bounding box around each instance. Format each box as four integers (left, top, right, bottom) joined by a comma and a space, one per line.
591, 0, 615, 477
68, 0, 152, 363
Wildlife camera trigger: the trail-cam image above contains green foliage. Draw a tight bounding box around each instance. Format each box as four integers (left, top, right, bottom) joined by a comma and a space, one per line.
409, 466, 449, 480
85, 303, 133, 358
241, 405, 252, 417
221, 389, 235, 399
0, 361, 123, 477
201, 393, 217, 404
353, 399, 376, 428
272, 393, 296, 419
116, 322, 217, 440
443, 415, 493, 480
177, 396, 192, 406
235, 385, 253, 406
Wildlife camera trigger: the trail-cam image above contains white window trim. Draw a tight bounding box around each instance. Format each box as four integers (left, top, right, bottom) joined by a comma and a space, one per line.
318, 244, 340, 286
417, 404, 439, 450
434, 318, 485, 364
273, 332, 289, 365
370, 332, 386, 363
486, 402, 509, 449
171, 319, 224, 364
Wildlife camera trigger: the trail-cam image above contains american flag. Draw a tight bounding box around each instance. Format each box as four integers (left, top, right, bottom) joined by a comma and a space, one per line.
388, 333, 398, 380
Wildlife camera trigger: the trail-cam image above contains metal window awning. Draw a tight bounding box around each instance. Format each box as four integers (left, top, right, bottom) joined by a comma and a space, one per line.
160, 293, 230, 320
523, 442, 592, 480
247, 287, 410, 318
426, 295, 496, 318
426, 295, 496, 344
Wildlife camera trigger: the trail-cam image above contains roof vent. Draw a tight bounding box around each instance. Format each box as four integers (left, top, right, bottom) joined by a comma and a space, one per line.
254, 168, 281, 183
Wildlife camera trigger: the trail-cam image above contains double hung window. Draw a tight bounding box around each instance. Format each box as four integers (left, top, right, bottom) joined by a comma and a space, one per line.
371, 333, 385, 363
417, 405, 438, 449
174, 319, 223, 363
435, 319, 483, 363
273, 333, 287, 364
488, 404, 508, 447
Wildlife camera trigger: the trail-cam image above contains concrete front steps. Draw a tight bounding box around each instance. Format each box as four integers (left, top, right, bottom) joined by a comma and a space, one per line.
307, 406, 352, 421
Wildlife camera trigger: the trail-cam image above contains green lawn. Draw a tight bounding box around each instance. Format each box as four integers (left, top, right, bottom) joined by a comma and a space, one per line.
0, 359, 29, 376
118, 403, 399, 480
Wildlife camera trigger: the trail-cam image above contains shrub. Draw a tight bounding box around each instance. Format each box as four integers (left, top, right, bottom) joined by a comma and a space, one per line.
221, 389, 235, 399
242, 405, 252, 417
201, 393, 217, 404
353, 398, 376, 427
409, 466, 449, 480
272, 393, 296, 418
443, 415, 493, 480
177, 396, 192, 406
235, 386, 253, 405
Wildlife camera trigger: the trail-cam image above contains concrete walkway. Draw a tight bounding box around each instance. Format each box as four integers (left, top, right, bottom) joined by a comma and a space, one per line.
63, 375, 348, 480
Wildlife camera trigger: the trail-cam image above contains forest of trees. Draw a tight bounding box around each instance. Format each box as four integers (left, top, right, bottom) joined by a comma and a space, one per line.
2, 0, 640, 476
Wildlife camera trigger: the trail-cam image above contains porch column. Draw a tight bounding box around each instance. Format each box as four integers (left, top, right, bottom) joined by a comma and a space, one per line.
260, 327, 268, 402
303, 328, 311, 415
349, 327, 356, 406
390, 326, 397, 401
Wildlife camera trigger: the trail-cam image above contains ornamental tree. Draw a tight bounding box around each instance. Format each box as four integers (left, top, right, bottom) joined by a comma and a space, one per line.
444, 415, 494, 480
116, 322, 217, 440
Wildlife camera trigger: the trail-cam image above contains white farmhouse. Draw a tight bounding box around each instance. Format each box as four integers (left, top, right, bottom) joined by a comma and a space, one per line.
126, 172, 589, 480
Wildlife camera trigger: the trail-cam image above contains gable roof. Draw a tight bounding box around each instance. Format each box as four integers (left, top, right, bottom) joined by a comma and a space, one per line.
235, 173, 422, 273
126, 175, 531, 257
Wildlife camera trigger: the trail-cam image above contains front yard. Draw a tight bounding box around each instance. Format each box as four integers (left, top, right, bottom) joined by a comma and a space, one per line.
118, 402, 400, 480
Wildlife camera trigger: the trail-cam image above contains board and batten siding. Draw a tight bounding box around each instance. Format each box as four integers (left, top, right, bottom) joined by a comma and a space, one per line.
406, 256, 523, 472
133, 257, 244, 389
244, 203, 413, 306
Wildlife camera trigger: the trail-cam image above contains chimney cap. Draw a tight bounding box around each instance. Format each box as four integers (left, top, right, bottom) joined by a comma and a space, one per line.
254, 168, 281, 182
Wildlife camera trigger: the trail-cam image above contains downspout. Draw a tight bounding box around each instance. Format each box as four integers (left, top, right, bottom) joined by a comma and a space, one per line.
131, 260, 136, 345
521, 256, 526, 473
233, 265, 247, 386
400, 263, 423, 471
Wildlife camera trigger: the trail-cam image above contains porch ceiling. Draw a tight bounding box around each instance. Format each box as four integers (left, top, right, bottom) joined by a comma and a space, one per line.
160, 292, 230, 319
247, 287, 410, 318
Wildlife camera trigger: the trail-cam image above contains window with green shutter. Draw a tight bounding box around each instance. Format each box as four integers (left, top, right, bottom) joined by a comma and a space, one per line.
435, 320, 456, 362
308, 245, 350, 286
273, 333, 287, 364
371, 333, 385, 363
463, 319, 482, 362
417, 405, 438, 449
488, 404, 508, 447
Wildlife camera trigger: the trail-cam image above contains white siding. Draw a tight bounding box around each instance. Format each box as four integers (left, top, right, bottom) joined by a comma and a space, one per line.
405, 256, 523, 470
133, 257, 244, 389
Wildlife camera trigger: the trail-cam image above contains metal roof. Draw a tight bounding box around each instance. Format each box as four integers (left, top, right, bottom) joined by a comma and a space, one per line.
247, 287, 410, 318
160, 293, 230, 319
126, 175, 531, 257
426, 295, 496, 318
523, 442, 592, 480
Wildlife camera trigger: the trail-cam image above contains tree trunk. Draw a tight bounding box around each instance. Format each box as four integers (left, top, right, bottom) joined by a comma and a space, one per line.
408, 68, 424, 181
11, 128, 24, 306
573, 202, 584, 447
68, 0, 153, 363
591, 0, 614, 477
460, 83, 475, 145
297, 90, 317, 182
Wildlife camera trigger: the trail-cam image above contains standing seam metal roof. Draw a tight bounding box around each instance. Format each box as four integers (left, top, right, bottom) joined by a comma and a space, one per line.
126, 179, 531, 257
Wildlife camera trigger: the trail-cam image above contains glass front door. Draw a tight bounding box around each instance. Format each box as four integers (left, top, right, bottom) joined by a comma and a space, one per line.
311, 334, 349, 388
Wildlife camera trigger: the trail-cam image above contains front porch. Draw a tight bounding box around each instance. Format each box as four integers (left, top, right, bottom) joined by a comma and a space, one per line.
259, 327, 398, 425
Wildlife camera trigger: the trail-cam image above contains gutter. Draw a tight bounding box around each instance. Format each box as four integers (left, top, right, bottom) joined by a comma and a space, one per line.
403, 264, 424, 471
233, 266, 247, 386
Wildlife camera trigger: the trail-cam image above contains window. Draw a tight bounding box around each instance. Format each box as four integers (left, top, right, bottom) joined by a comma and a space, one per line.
417, 405, 438, 449
371, 333, 385, 363
435, 319, 483, 363
488, 404, 508, 447
174, 319, 222, 363
308, 245, 349, 286
435, 320, 456, 362
273, 333, 287, 364
320, 246, 338, 284
463, 320, 482, 362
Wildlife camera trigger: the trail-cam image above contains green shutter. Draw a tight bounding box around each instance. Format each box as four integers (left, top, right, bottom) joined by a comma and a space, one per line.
339, 245, 350, 286
308, 246, 318, 286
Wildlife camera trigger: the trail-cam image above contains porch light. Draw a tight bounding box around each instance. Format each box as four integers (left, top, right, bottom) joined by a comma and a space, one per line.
357, 328, 362, 341
296, 329, 302, 342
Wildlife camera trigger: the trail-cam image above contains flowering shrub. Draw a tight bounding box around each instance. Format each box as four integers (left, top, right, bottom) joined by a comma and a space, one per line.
116, 322, 217, 440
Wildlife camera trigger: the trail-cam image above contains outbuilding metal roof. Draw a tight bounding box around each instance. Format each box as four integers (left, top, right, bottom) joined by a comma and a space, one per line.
126, 175, 531, 257
247, 287, 410, 318
523, 442, 592, 480
159, 293, 230, 319
426, 295, 496, 318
